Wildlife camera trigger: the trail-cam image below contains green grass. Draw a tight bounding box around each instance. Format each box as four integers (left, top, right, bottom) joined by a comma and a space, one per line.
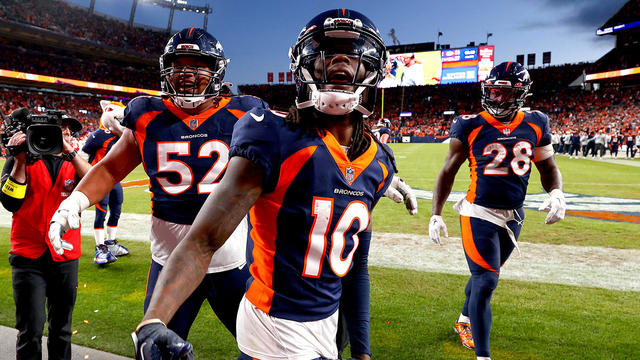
0, 230, 637, 359
1, 144, 639, 358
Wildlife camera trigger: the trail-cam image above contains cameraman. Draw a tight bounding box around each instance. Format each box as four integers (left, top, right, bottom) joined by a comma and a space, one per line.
0, 109, 91, 360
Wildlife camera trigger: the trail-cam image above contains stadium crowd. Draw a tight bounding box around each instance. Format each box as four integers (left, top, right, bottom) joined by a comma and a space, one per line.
0, 0, 166, 55
0, 38, 158, 90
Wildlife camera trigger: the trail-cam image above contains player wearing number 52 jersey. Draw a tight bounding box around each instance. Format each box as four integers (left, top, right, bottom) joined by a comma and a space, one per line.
429, 62, 566, 360
48, 27, 267, 345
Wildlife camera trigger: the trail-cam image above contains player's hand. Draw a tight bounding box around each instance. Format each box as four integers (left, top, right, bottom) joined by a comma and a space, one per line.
538, 189, 566, 224
48, 192, 90, 255
99, 100, 126, 136
384, 176, 418, 215
429, 215, 448, 245
132, 322, 193, 360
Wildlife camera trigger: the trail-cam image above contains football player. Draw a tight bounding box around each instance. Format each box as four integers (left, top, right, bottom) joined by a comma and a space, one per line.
79, 100, 129, 264
131, 9, 416, 360
429, 62, 565, 360
49, 27, 267, 342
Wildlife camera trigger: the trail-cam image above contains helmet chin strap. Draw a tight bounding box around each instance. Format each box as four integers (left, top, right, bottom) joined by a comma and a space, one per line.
297, 68, 376, 116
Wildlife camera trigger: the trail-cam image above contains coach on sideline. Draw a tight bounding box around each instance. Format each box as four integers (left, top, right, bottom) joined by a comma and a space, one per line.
0, 108, 91, 360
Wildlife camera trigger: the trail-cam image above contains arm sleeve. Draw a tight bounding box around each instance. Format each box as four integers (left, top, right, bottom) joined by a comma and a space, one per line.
121, 97, 147, 131
340, 230, 372, 356
229, 108, 281, 193
536, 111, 552, 147
0, 157, 26, 212
449, 116, 469, 142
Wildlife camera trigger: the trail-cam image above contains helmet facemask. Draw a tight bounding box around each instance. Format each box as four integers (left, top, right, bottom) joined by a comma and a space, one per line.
291, 26, 386, 116
160, 52, 228, 110
481, 80, 531, 119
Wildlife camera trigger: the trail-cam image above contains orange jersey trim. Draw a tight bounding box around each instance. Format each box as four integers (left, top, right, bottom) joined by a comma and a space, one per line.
461, 215, 497, 273
320, 131, 378, 185
376, 161, 389, 192
526, 121, 543, 145
226, 108, 246, 120
134, 110, 163, 172
465, 125, 483, 203
479, 110, 524, 135
246, 145, 318, 314
161, 97, 232, 131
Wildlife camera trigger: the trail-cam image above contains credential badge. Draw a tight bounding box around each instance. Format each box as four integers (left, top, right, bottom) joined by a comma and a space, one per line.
345, 167, 355, 184
189, 118, 198, 130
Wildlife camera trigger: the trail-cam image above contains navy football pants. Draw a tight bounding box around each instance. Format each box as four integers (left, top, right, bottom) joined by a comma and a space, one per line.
144, 260, 250, 339
459, 208, 524, 358
93, 183, 123, 229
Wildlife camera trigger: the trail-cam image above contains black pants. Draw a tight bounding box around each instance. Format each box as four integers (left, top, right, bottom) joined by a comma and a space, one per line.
10, 252, 78, 360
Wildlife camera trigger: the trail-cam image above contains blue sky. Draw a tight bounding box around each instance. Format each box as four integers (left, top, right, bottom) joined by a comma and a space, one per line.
66, 0, 626, 90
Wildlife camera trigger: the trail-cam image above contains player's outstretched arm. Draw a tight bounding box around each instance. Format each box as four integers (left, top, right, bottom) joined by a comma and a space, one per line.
48, 129, 142, 254
137, 156, 264, 338
534, 154, 565, 224
430, 138, 467, 244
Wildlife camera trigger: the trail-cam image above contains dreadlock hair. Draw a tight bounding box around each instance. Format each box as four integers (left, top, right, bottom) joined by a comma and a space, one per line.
285, 105, 397, 173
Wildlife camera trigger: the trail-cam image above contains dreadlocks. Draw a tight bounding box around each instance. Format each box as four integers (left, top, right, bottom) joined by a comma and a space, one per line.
285, 105, 397, 172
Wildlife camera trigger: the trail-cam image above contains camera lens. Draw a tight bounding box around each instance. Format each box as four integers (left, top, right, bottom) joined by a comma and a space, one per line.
27, 125, 63, 155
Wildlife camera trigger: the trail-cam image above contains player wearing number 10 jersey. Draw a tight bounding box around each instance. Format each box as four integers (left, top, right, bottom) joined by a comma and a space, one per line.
429, 62, 566, 360
48, 27, 267, 343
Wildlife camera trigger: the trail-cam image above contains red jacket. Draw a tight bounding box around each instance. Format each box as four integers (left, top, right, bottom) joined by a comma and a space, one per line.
10, 159, 82, 261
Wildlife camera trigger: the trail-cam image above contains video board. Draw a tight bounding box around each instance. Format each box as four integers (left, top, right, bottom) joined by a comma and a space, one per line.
379, 45, 494, 87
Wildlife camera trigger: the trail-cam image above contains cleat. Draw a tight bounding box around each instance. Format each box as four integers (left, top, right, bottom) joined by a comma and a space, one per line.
104, 240, 130, 256
454, 321, 475, 350
94, 245, 117, 264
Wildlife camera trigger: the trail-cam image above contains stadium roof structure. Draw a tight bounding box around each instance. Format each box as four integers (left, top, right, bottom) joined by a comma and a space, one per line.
597, 0, 640, 35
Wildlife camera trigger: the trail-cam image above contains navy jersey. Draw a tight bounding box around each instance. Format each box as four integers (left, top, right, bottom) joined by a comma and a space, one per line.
229, 108, 395, 322
450, 110, 551, 210
121, 95, 268, 224
82, 128, 118, 165
379, 127, 391, 137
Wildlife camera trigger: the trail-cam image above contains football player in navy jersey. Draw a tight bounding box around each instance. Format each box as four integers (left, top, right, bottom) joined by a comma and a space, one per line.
429, 62, 566, 360
79, 100, 129, 265
48, 27, 268, 344
131, 9, 416, 360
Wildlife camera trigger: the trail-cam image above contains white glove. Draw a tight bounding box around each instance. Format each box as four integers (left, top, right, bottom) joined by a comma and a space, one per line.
429, 215, 448, 245
538, 188, 566, 225
99, 100, 126, 136
384, 176, 418, 215
48, 191, 91, 255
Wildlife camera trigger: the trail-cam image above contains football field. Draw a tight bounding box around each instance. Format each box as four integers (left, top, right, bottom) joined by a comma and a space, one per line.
0, 143, 639, 359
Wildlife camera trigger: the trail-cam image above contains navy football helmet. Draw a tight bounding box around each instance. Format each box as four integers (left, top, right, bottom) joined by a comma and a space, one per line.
289, 9, 387, 116
160, 27, 229, 109
481, 61, 532, 119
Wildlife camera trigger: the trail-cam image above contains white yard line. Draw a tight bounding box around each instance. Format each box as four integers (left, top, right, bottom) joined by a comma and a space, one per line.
1, 208, 638, 292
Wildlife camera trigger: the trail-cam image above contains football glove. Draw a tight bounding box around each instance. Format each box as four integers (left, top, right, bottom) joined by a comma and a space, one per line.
429, 215, 448, 245
538, 188, 566, 225
384, 176, 418, 215
48, 191, 90, 255
132, 322, 193, 360
99, 100, 126, 136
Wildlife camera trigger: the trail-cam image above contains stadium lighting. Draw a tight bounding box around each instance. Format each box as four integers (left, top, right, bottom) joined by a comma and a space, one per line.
132, 0, 213, 31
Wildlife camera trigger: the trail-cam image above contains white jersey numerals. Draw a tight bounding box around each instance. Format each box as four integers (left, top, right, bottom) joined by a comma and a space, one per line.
482, 141, 532, 176
156, 140, 229, 195
303, 197, 370, 278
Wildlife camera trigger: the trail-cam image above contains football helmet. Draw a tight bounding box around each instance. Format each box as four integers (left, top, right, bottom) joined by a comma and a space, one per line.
481, 61, 532, 119
289, 9, 387, 116
160, 27, 229, 109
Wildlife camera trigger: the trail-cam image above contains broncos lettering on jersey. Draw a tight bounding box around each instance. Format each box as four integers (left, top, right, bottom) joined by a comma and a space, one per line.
82, 129, 118, 165
121, 95, 268, 224
450, 110, 551, 210
229, 108, 396, 322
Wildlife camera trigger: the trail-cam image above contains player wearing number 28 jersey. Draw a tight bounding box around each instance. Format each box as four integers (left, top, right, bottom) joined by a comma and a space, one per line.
429, 62, 566, 360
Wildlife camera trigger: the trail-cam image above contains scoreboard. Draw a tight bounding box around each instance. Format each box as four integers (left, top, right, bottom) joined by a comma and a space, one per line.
379, 45, 494, 87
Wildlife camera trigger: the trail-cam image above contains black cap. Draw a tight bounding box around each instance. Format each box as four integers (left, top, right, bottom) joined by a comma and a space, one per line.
61, 115, 83, 134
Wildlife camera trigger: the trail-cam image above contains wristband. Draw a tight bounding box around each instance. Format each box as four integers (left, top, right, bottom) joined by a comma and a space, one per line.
62, 150, 77, 161
2, 177, 27, 199
135, 318, 166, 333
